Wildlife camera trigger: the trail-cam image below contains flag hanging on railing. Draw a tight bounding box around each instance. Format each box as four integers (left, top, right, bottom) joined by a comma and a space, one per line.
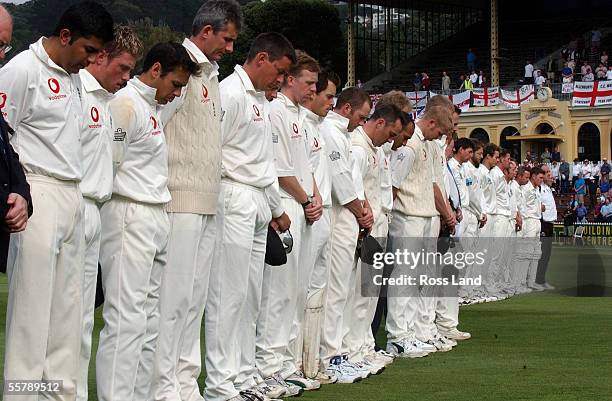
405, 91, 428, 109
571, 80, 612, 107
429, 90, 471, 112
500, 85, 534, 109
472, 87, 500, 106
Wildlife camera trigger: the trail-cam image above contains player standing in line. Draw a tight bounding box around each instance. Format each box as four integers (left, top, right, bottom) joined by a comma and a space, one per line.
485, 149, 512, 299
511, 165, 531, 295
386, 105, 453, 358
97, 43, 199, 401
256, 51, 323, 393
300, 70, 341, 384
342, 104, 403, 374
204, 33, 294, 401
503, 160, 522, 297
319, 87, 374, 383
152, 3, 241, 401
0, 3, 113, 399
517, 167, 544, 291
75, 25, 143, 401
458, 140, 487, 306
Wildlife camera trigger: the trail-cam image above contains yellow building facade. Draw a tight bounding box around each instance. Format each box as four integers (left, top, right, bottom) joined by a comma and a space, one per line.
458, 88, 612, 162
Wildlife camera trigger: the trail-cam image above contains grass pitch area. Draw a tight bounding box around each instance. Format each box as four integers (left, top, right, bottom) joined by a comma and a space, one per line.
1, 243, 611, 400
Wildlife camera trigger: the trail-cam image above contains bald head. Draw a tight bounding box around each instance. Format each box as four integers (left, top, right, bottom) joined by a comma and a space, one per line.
0, 5, 13, 60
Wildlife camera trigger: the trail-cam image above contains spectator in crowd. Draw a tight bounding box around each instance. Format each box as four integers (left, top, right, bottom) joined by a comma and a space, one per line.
600, 175, 611, 197
591, 29, 602, 51
534, 70, 546, 87
413, 72, 422, 91
541, 147, 552, 164
601, 50, 608, 66
600, 158, 610, 177
574, 173, 586, 204
480, 76, 489, 88
552, 146, 561, 162
357, 79, 362, 88
568, 193, 579, 211
572, 158, 581, 187
583, 160, 597, 205
421, 72, 431, 91
580, 61, 592, 76
478, 70, 484, 87
595, 63, 607, 80
551, 160, 560, 190
583, 70, 594, 82
607, 65, 612, 80
441, 71, 450, 92
594, 196, 605, 222
562, 62, 574, 83
559, 159, 570, 194
461, 74, 473, 90
576, 202, 588, 223
601, 198, 612, 222
470, 70, 478, 87
525, 150, 536, 164
524, 60, 534, 84
546, 56, 556, 82
467, 48, 476, 71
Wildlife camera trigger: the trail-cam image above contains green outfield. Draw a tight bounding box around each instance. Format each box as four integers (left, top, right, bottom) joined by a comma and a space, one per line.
1, 243, 611, 400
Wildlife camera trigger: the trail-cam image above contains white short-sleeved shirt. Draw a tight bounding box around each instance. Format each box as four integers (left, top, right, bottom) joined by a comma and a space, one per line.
220, 65, 283, 217
320, 111, 358, 206
270, 92, 313, 199
109, 78, 170, 204
0, 37, 82, 180
489, 166, 511, 216
525, 64, 534, 78
540, 184, 557, 222
302, 107, 331, 207
77, 69, 114, 202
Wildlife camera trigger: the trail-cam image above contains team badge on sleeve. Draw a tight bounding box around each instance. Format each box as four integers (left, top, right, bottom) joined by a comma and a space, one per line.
114, 128, 126, 142
329, 150, 341, 161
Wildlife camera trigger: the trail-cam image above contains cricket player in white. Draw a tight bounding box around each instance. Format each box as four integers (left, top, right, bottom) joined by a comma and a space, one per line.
517, 167, 544, 291
300, 71, 340, 383
0, 4, 113, 399
485, 149, 511, 298
510, 165, 531, 295
204, 33, 294, 401
504, 161, 522, 296
97, 43, 198, 401
152, 3, 241, 401
319, 87, 374, 383
386, 104, 453, 358
342, 104, 403, 373
75, 26, 142, 401
256, 51, 323, 391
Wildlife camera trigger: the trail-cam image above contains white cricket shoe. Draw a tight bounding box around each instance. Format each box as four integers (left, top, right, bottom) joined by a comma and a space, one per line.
260, 377, 286, 398
423, 337, 452, 352
357, 358, 385, 375
342, 357, 371, 379
285, 371, 321, 391
324, 356, 362, 384
412, 338, 437, 353
442, 328, 472, 341
436, 334, 457, 348
386, 339, 430, 358
365, 350, 393, 366
312, 371, 338, 385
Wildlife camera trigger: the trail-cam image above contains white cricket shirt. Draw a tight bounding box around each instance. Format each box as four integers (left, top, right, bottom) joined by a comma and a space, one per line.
77, 69, 114, 202
521, 181, 542, 219
489, 166, 511, 216
302, 107, 331, 207
0, 37, 82, 180
110, 77, 171, 204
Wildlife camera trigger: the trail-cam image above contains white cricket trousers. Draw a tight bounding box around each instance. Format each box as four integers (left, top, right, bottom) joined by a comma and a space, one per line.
78, 198, 102, 401
96, 196, 170, 401
257, 199, 311, 379
343, 214, 388, 361
515, 218, 541, 288
319, 205, 359, 368
204, 180, 271, 401
484, 214, 510, 297
152, 213, 218, 401
385, 212, 432, 343
5, 175, 84, 401
416, 217, 441, 342
458, 210, 481, 299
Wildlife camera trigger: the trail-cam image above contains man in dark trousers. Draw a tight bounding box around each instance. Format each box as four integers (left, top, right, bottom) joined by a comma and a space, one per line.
0, 5, 32, 273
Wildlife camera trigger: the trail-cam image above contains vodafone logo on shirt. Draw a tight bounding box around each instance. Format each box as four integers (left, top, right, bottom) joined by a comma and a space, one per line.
290, 122, 301, 138
47, 78, 67, 101
0, 92, 6, 117
89, 106, 102, 129
150, 116, 162, 136
253, 104, 263, 122
312, 136, 321, 152
201, 84, 210, 103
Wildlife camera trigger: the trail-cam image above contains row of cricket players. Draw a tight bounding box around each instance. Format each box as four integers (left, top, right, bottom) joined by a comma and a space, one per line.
0, 2, 556, 401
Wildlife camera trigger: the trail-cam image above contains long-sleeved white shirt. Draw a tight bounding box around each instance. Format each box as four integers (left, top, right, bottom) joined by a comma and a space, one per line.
540, 183, 557, 222
320, 111, 358, 206
220, 65, 283, 217
109, 77, 171, 204
489, 166, 511, 216
480, 164, 495, 215
270, 92, 313, 199
521, 181, 542, 219
76, 69, 114, 202
302, 107, 331, 207
0, 37, 82, 180
464, 160, 484, 218
380, 144, 393, 213
448, 157, 469, 210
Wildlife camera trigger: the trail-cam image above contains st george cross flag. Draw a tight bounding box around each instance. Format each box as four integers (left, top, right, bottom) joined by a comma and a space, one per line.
406, 91, 428, 109
501, 85, 534, 109
429, 91, 471, 112
571, 80, 612, 107
370, 93, 383, 108
472, 87, 500, 106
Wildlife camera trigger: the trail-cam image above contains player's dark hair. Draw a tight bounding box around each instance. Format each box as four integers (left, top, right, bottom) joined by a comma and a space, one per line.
316, 70, 340, 94
142, 42, 201, 77
454, 137, 473, 153
52, 2, 114, 44
371, 104, 403, 125
335, 87, 371, 110
246, 32, 296, 63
